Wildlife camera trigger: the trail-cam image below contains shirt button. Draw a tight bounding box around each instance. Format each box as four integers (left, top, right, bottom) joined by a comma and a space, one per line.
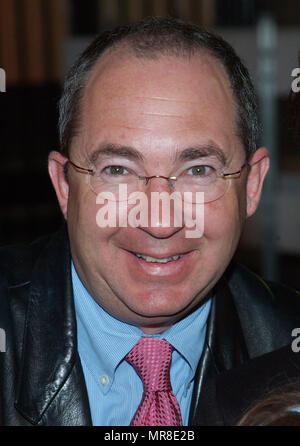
185, 382, 192, 397
100, 374, 109, 386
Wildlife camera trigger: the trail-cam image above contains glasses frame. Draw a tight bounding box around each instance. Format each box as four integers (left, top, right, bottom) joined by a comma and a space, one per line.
65, 159, 250, 203
137, 163, 249, 187
67, 157, 248, 175
67, 158, 248, 181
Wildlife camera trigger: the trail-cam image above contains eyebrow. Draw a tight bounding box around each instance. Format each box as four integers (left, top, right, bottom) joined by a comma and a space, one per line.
87, 142, 226, 166
88, 143, 144, 164
176, 145, 227, 165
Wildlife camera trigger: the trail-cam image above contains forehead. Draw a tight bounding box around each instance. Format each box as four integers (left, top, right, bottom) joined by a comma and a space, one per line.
76, 48, 242, 163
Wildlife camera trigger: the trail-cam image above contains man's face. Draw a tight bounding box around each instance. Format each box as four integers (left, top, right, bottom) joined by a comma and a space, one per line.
51, 49, 267, 333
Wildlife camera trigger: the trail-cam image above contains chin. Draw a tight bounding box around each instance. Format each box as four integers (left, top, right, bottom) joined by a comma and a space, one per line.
122, 288, 197, 320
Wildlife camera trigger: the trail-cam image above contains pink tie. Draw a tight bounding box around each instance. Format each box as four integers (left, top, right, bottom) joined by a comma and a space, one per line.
125, 337, 183, 426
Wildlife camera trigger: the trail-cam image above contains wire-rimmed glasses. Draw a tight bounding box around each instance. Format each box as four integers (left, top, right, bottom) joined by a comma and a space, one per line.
66, 159, 249, 204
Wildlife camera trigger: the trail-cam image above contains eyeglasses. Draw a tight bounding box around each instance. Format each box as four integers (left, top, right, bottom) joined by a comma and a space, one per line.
66, 159, 249, 204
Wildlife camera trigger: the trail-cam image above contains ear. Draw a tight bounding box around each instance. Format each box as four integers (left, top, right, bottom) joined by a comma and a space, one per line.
246, 147, 270, 218
48, 151, 69, 219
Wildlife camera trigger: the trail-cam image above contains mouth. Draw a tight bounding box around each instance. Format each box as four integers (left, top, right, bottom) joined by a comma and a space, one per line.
123, 248, 195, 278
133, 253, 185, 264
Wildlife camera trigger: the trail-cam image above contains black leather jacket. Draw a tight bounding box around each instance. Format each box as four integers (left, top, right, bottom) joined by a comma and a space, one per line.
1, 226, 300, 426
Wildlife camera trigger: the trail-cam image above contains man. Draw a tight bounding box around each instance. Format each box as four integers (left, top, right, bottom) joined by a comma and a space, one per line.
1, 17, 300, 426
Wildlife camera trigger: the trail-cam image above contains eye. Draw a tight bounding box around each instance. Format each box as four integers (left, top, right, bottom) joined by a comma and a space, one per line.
188, 165, 214, 176
104, 165, 129, 176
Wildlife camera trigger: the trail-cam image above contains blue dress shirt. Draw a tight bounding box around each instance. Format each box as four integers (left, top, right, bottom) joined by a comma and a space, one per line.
72, 262, 211, 426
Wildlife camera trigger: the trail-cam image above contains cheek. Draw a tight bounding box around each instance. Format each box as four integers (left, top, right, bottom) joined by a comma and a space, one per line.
203, 190, 245, 243
68, 185, 96, 232
67, 185, 119, 254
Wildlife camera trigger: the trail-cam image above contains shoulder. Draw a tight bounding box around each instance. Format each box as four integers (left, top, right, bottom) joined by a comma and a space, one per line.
226, 262, 300, 307
216, 259, 300, 426
225, 263, 300, 332
0, 226, 70, 335
214, 262, 300, 362
216, 344, 300, 425
0, 226, 70, 361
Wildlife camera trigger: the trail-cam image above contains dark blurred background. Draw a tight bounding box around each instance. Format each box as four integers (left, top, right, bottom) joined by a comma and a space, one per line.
0, 0, 300, 287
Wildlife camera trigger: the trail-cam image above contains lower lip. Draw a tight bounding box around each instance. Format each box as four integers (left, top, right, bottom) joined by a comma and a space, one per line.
125, 250, 194, 278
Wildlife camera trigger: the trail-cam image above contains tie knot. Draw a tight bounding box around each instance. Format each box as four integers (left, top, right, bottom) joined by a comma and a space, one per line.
126, 337, 173, 392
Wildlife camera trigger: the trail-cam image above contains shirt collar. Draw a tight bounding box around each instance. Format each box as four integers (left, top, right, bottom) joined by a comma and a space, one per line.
160, 302, 211, 374
72, 262, 211, 392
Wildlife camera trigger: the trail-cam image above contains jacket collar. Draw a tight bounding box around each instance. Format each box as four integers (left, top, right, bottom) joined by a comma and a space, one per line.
189, 273, 249, 425
14, 226, 91, 425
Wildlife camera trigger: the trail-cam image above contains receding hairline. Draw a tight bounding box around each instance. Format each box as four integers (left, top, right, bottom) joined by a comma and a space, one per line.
84, 36, 231, 84
60, 17, 259, 159
71, 41, 236, 154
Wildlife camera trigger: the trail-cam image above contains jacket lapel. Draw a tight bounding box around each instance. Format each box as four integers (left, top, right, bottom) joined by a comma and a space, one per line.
14, 227, 92, 425
189, 276, 249, 425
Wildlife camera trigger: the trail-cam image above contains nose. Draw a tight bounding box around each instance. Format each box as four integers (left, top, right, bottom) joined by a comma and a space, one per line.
139, 176, 185, 238
140, 224, 182, 239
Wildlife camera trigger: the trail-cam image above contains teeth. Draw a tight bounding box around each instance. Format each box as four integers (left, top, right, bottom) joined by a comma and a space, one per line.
135, 253, 183, 263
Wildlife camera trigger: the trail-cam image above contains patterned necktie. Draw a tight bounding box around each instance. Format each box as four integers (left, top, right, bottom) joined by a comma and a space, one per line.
125, 337, 183, 426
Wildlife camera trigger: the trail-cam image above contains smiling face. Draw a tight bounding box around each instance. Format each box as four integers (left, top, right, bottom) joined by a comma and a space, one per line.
49, 47, 269, 333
